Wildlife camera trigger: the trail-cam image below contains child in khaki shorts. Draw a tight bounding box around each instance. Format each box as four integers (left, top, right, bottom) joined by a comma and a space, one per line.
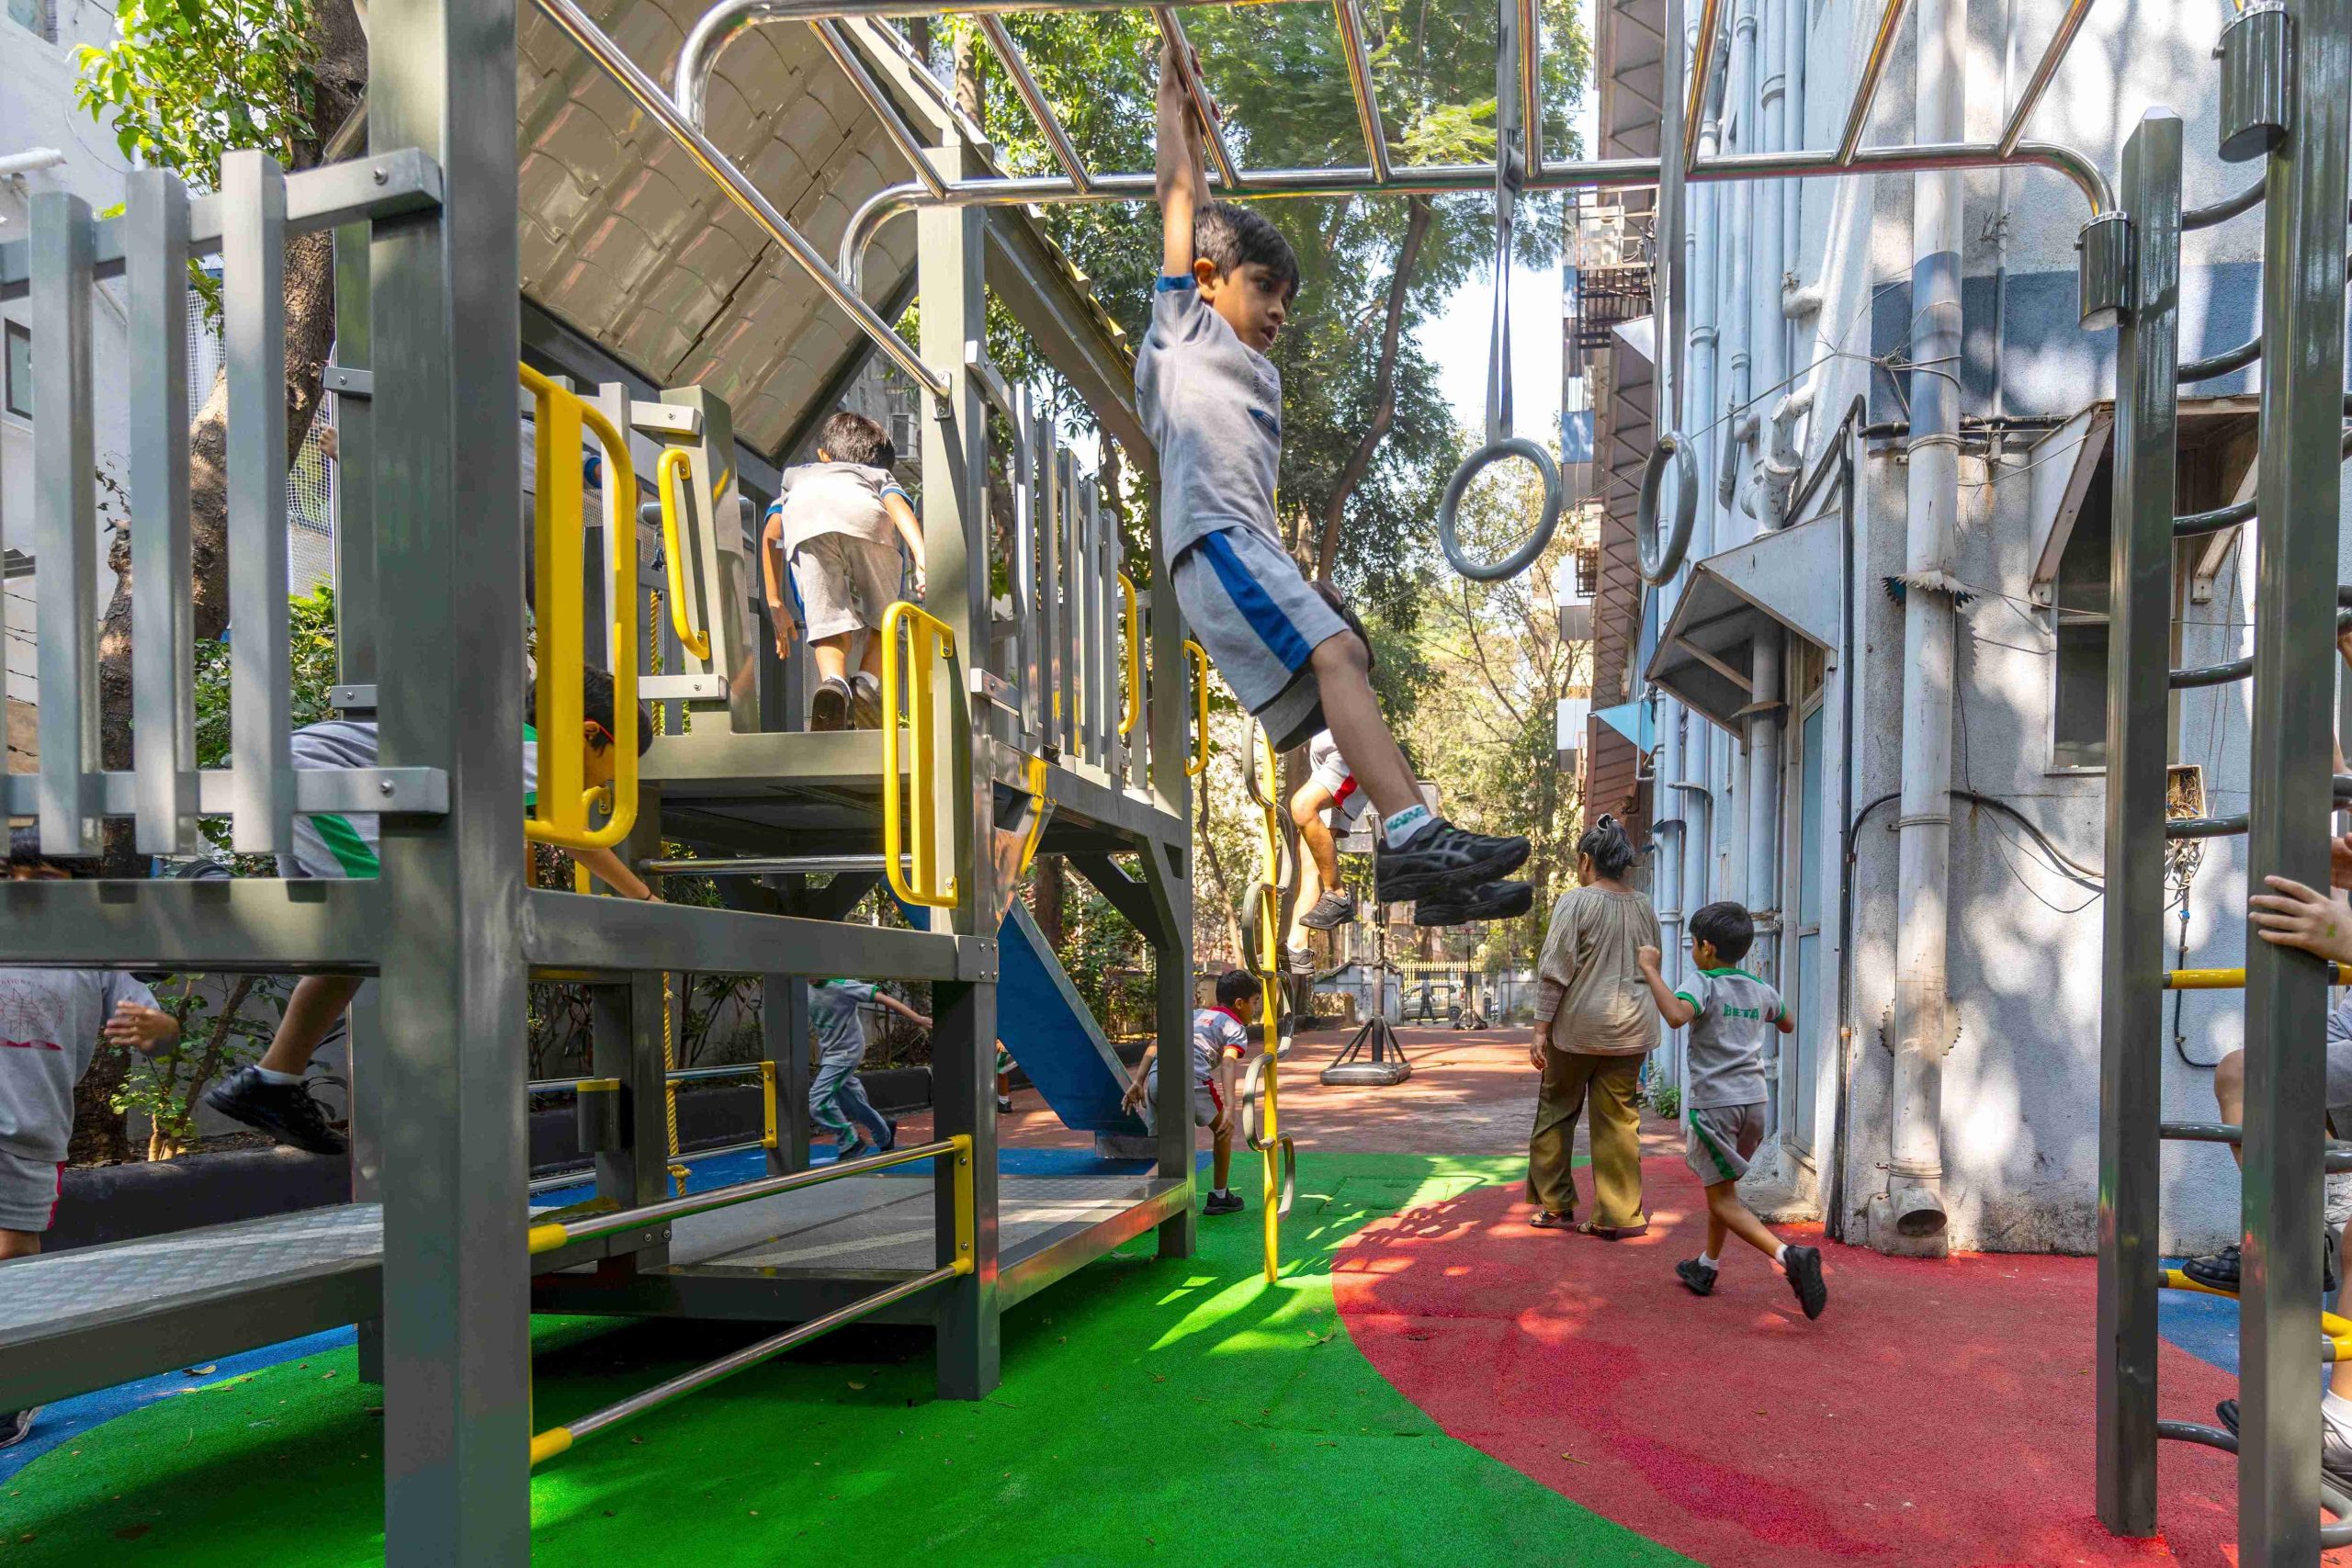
1636, 901, 1828, 1321
760, 411, 927, 731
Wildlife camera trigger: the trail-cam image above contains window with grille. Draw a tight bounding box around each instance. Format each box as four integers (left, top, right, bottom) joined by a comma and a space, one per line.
4, 321, 29, 419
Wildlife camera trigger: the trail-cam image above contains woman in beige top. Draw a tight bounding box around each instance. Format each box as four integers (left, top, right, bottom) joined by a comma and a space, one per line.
1526, 816, 1662, 1237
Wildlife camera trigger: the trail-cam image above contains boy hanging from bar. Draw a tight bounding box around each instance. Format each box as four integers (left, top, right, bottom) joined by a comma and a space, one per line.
0, 829, 184, 1450
1123, 968, 1254, 1215
808, 977, 927, 1162
1636, 903, 1828, 1320
1144, 40, 1529, 922
760, 410, 928, 732
206, 668, 657, 1156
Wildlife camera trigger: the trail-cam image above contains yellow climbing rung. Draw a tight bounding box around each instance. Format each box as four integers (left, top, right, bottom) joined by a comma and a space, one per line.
881, 600, 959, 908
2164, 964, 2346, 989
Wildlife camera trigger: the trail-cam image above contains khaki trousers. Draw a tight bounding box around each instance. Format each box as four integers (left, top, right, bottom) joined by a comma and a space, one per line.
1525, 1047, 1646, 1228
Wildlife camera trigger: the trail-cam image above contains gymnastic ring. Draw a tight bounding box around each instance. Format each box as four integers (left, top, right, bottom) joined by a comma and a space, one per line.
1636, 432, 1699, 584
1436, 435, 1564, 583
1241, 1053, 1273, 1153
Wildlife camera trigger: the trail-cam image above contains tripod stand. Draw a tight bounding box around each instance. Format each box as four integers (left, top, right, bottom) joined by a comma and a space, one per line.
1321, 909, 1413, 1087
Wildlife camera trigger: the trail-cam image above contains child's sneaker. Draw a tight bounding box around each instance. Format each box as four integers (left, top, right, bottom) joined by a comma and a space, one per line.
810, 675, 853, 731
0, 1406, 39, 1450
2218, 1399, 2352, 1492
1374, 819, 1529, 905
996, 1094, 1014, 1114
1412, 880, 1534, 927
1298, 890, 1356, 931
850, 671, 883, 729
1675, 1257, 1718, 1296
2182, 1233, 2340, 1294
205, 1066, 347, 1156
1203, 1189, 1245, 1215
1286, 942, 1316, 975
876, 1118, 899, 1154
1781, 1245, 1828, 1319
836, 1137, 873, 1162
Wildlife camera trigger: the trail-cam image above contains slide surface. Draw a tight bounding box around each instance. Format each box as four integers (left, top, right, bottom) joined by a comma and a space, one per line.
994, 902, 1149, 1135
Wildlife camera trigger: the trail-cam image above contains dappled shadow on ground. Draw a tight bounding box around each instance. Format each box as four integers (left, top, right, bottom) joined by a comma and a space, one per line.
1335, 1155, 2341, 1568
0, 1154, 1690, 1568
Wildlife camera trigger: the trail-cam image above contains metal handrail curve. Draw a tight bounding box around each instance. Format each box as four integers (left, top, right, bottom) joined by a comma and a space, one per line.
881, 600, 960, 908
655, 448, 714, 660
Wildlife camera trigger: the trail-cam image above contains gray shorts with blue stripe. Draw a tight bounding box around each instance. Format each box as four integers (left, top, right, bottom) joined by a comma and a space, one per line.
1170, 526, 1348, 716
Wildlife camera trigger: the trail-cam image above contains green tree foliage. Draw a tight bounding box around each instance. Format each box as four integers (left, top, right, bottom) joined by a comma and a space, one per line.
74, 0, 323, 185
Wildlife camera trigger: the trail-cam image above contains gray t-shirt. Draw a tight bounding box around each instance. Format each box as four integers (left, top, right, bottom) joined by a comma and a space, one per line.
0, 968, 158, 1162
1133, 277, 1283, 558
283, 719, 539, 880
1675, 968, 1783, 1110
809, 980, 877, 1062
771, 462, 911, 558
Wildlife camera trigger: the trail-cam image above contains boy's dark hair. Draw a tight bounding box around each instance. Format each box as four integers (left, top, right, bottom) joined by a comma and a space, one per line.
1194, 201, 1300, 302
819, 410, 895, 469
1309, 580, 1374, 673
7, 826, 97, 878
527, 666, 657, 757
1577, 814, 1636, 881
1214, 969, 1260, 1008
1689, 900, 1756, 966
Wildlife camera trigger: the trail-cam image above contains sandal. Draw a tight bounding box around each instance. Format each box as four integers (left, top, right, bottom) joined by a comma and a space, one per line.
1528, 1209, 1577, 1230
1576, 1218, 1649, 1240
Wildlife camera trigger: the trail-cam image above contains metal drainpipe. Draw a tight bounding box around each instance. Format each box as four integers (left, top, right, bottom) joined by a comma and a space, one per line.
1755, 0, 1788, 525
1679, 17, 1729, 1051
1779, 0, 1805, 409
1882, 0, 1963, 1250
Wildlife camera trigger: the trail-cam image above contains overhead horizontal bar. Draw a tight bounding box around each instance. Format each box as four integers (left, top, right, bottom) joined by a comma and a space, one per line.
2165, 964, 2347, 988
518, 886, 994, 979
0, 148, 443, 300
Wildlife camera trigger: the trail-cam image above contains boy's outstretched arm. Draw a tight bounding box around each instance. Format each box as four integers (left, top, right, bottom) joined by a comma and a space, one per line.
878, 992, 933, 1031
1635, 945, 1697, 1029
1155, 40, 1210, 279
883, 491, 928, 597
574, 846, 659, 902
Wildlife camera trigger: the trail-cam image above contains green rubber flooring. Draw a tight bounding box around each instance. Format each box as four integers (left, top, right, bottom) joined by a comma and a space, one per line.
1, 1154, 1688, 1567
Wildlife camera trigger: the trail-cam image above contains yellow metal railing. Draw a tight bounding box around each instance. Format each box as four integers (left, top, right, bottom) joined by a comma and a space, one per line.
2165, 964, 2346, 988
1184, 639, 1210, 778
758, 1060, 780, 1151
882, 600, 958, 908
1248, 721, 1290, 1281
1117, 573, 1143, 739
1018, 751, 1051, 875
654, 447, 713, 660
520, 364, 639, 852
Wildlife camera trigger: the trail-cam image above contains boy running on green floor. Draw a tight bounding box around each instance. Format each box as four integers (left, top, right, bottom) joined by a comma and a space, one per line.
808, 978, 928, 1161
1123, 969, 1254, 1214
206, 668, 657, 1155
1637, 902, 1827, 1320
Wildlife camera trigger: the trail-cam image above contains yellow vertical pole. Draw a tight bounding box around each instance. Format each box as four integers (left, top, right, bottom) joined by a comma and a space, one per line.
1252, 725, 1283, 1282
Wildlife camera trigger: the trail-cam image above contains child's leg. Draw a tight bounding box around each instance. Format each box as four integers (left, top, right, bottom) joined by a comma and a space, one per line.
1213, 1119, 1233, 1191
808, 632, 853, 684
808, 1050, 860, 1143
0, 1228, 39, 1262
836, 1065, 892, 1145
1308, 633, 1421, 820
257, 974, 365, 1077
1704, 1180, 1786, 1263
1285, 784, 1339, 950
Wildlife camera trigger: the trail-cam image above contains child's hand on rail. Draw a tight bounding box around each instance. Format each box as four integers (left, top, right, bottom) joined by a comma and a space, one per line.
2333, 833, 2352, 892
105, 1000, 180, 1058
2252, 874, 2352, 965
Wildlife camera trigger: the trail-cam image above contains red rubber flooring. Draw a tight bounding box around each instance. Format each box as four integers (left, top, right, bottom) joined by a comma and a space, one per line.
1334, 1153, 2346, 1567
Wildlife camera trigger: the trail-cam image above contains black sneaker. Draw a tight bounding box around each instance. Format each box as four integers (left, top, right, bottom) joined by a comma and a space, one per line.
810, 675, 852, 731
2183, 1231, 2340, 1294
996, 1094, 1014, 1114
0, 1406, 38, 1450
205, 1066, 347, 1156
1413, 880, 1535, 927
2217, 1399, 2352, 1491
1203, 1189, 1245, 1215
1374, 820, 1530, 905
1286, 943, 1317, 976
1782, 1245, 1828, 1320
877, 1118, 899, 1155
1299, 891, 1356, 931
1675, 1257, 1718, 1297
850, 671, 883, 729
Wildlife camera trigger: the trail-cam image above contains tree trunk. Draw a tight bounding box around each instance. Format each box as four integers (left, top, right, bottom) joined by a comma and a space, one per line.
1313, 196, 1434, 582
81, 0, 370, 1167
1034, 854, 1066, 949
953, 28, 984, 124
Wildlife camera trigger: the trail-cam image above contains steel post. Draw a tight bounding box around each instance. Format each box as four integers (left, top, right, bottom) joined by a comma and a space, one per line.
2096, 109, 2178, 1540
2241, 0, 2351, 1553
367, 0, 531, 1559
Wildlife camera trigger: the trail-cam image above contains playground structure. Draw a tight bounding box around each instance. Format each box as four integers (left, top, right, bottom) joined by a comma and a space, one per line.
0, 0, 2346, 1561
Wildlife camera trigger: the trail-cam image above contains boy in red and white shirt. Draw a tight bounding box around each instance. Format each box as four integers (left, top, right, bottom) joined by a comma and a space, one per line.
1124, 969, 1258, 1214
